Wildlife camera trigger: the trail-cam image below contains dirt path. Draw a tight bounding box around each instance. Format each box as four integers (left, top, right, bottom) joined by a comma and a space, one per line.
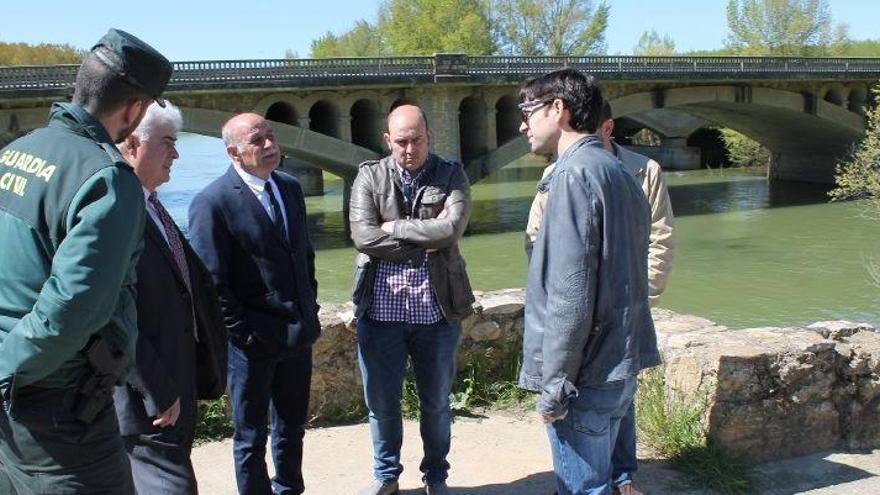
192, 411, 880, 494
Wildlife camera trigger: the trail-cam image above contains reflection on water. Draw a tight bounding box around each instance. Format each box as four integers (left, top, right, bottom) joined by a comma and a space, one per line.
163, 133, 880, 329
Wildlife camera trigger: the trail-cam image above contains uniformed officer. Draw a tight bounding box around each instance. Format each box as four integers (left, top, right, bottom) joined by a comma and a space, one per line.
0, 29, 172, 494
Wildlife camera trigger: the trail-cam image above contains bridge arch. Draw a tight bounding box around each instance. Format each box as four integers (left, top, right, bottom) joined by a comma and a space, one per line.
848, 85, 869, 115
350, 98, 384, 153
308, 100, 341, 139
458, 95, 489, 164
253, 94, 305, 124
611, 85, 864, 181
495, 95, 521, 146
265, 101, 299, 126
822, 85, 847, 107
467, 85, 865, 183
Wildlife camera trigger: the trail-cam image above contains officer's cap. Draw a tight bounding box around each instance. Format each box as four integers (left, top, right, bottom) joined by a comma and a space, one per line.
91, 28, 172, 107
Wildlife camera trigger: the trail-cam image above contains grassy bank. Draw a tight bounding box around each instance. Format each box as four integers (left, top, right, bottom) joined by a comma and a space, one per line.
636, 365, 754, 494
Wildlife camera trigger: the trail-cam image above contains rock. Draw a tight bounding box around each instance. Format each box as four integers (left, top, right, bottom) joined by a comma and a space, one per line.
468, 321, 502, 342
807, 320, 875, 341
337, 308, 357, 333
479, 290, 525, 318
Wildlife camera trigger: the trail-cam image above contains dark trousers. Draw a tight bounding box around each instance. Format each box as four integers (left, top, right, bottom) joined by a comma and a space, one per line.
124, 421, 197, 495
0, 386, 134, 494
228, 343, 312, 495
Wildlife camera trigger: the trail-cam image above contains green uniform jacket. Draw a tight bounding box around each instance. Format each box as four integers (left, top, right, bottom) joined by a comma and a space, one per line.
0, 103, 145, 401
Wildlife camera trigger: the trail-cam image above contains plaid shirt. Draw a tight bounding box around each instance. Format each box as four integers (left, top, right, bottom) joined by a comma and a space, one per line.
369, 164, 444, 324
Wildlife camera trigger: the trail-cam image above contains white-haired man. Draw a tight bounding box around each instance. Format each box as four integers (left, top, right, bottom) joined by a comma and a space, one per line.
114, 101, 227, 494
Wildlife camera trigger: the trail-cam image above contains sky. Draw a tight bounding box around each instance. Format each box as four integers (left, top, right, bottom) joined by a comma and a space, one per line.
1, 0, 878, 61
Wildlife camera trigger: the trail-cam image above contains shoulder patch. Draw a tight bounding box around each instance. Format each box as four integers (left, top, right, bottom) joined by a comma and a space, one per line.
358, 160, 380, 169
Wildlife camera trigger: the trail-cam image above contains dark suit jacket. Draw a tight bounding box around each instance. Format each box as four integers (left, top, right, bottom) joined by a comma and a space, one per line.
188, 167, 320, 356
113, 214, 228, 438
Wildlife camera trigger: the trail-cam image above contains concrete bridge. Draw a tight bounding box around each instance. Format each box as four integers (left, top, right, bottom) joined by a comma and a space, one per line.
1, 54, 878, 189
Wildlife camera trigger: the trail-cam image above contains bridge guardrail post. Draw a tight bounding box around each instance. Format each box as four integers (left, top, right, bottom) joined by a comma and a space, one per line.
434, 53, 469, 82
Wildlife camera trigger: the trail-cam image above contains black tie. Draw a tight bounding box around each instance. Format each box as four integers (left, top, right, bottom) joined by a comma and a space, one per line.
264, 181, 288, 242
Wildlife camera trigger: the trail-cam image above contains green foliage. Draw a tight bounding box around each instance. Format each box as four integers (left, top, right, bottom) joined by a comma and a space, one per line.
493, 0, 609, 56
633, 30, 676, 56
308, 0, 611, 57
832, 86, 880, 286
636, 366, 754, 494
310, 20, 386, 58
682, 47, 741, 56
0, 42, 83, 65
719, 128, 771, 168
841, 39, 880, 57
402, 339, 534, 419
725, 0, 849, 56
194, 396, 234, 445
832, 87, 880, 204
381, 0, 496, 55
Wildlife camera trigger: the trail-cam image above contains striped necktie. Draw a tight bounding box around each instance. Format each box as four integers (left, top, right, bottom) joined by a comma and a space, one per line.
148, 192, 198, 340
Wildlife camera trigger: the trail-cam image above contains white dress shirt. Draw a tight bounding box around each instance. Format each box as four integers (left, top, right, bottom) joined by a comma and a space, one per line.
232, 164, 289, 231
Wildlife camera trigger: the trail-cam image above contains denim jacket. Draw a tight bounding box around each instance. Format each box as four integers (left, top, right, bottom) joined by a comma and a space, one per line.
519, 135, 661, 417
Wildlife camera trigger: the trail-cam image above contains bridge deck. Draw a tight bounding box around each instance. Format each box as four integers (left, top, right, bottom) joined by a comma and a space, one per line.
2, 55, 880, 97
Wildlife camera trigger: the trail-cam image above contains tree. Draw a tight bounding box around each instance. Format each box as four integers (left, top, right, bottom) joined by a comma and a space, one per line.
381, 0, 495, 55
633, 30, 676, 56
832, 86, 880, 284
309, 20, 386, 58
493, 0, 609, 56
832, 87, 880, 204
725, 0, 849, 56
0, 42, 83, 65
720, 128, 771, 168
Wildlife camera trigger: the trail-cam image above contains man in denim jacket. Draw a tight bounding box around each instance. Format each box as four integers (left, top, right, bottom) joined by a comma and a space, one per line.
517, 69, 661, 495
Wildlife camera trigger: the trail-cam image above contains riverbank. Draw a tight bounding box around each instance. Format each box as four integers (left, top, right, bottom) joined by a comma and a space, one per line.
191, 411, 880, 494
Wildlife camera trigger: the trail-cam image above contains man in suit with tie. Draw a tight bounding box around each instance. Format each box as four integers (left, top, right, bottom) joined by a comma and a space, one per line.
114, 100, 227, 494
188, 113, 320, 495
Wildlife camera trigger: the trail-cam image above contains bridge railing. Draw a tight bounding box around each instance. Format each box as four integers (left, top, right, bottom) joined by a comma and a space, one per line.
169, 57, 434, 86
0, 64, 78, 90
1, 55, 879, 95
467, 55, 880, 78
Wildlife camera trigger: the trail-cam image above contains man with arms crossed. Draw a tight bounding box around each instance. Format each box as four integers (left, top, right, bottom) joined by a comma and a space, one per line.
114, 101, 227, 494
349, 102, 474, 495
189, 113, 320, 495
0, 29, 171, 494
517, 69, 660, 495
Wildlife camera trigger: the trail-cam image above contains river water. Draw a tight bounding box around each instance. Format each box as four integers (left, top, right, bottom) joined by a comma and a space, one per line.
161, 133, 880, 329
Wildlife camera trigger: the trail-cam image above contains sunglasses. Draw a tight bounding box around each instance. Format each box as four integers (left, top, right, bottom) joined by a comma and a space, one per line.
518, 99, 554, 123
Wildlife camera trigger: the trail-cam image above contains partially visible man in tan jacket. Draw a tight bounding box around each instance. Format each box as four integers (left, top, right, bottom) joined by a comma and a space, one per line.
525, 100, 675, 305
523, 98, 675, 495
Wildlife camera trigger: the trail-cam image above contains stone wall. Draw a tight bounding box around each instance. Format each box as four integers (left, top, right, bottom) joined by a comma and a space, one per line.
309, 288, 526, 421
309, 289, 880, 461
655, 310, 880, 461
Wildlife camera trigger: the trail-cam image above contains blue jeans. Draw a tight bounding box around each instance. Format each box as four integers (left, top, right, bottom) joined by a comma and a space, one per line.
611, 399, 638, 488
546, 377, 636, 495
228, 343, 312, 495
357, 317, 461, 484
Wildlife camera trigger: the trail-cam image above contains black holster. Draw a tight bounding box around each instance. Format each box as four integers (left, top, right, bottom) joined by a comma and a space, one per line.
72, 336, 125, 424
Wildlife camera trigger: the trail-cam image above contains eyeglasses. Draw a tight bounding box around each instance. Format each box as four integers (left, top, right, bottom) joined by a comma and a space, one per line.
518, 99, 554, 124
